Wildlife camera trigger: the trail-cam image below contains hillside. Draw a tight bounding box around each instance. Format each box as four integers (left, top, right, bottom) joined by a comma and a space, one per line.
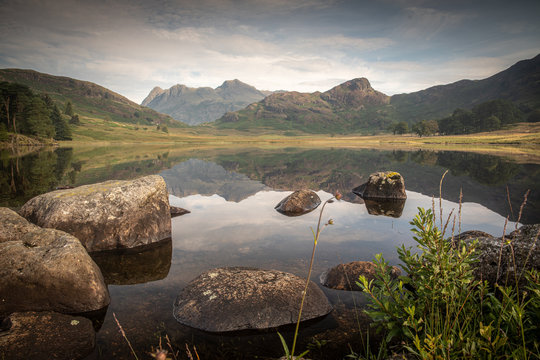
212, 54, 540, 134
214, 78, 390, 133
0, 69, 180, 128
390, 53, 540, 123
141, 79, 267, 125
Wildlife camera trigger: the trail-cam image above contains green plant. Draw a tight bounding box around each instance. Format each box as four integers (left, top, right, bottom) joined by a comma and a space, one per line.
357, 206, 540, 359
280, 191, 342, 360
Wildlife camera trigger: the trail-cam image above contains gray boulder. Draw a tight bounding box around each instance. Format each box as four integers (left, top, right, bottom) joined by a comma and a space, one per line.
321, 261, 401, 291
353, 171, 406, 200
19, 175, 171, 252
0, 208, 110, 317
275, 189, 321, 216
455, 224, 539, 287
0, 311, 95, 360
173, 267, 332, 332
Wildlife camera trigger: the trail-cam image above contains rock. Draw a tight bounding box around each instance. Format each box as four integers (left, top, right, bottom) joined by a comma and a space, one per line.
0, 311, 95, 360
352, 171, 406, 200
19, 175, 171, 252
90, 239, 172, 285
455, 224, 539, 287
0, 208, 110, 317
173, 267, 332, 332
170, 205, 190, 218
321, 261, 401, 291
364, 198, 406, 218
275, 189, 321, 216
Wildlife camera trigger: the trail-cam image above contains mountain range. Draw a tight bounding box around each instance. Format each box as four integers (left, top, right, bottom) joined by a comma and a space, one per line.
213, 54, 540, 134
1, 53, 539, 135
141, 79, 269, 125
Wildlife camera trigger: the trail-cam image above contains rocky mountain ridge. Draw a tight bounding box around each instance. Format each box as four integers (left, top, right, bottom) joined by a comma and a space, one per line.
141, 79, 268, 125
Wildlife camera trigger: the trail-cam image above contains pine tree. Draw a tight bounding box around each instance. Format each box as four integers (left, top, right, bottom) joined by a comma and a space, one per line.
64, 101, 74, 116
51, 104, 72, 140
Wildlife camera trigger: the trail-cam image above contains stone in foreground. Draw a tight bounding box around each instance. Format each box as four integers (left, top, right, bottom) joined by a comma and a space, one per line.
19, 175, 171, 252
455, 224, 539, 287
0, 311, 95, 360
173, 267, 332, 332
352, 171, 406, 200
0, 208, 110, 317
275, 189, 321, 216
321, 261, 401, 291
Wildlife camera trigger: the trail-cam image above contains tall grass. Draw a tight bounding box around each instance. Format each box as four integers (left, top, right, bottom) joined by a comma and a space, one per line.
357, 180, 540, 359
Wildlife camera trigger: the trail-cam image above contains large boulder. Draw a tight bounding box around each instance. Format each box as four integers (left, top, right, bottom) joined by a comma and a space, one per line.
353, 171, 406, 200
455, 224, 539, 287
321, 261, 401, 291
275, 189, 321, 216
19, 175, 171, 252
0, 208, 110, 317
0, 311, 95, 360
173, 267, 332, 332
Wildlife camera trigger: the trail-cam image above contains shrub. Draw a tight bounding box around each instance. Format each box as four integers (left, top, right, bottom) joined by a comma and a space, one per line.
358, 207, 540, 359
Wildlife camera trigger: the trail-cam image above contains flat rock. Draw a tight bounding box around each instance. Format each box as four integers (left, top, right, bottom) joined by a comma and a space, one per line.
173, 267, 332, 332
455, 224, 539, 287
275, 189, 321, 216
353, 171, 406, 200
321, 261, 401, 291
19, 175, 171, 252
0, 311, 95, 360
0, 208, 110, 317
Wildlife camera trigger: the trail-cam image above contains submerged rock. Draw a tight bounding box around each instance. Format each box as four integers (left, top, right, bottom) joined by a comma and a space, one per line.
0, 208, 109, 317
19, 175, 171, 252
455, 224, 539, 287
275, 189, 321, 216
352, 171, 406, 200
321, 261, 401, 291
90, 239, 172, 285
173, 267, 332, 332
0, 311, 95, 360
171, 205, 190, 218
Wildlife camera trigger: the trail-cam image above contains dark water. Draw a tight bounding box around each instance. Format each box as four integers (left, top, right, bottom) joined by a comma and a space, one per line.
1, 146, 538, 359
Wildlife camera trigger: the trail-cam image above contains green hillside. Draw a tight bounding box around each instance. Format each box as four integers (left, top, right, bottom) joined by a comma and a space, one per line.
0, 69, 181, 128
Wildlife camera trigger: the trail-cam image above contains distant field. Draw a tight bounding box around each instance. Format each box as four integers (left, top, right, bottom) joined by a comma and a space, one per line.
3, 118, 539, 163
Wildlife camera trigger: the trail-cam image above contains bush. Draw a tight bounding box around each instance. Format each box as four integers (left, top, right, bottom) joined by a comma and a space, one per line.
358, 207, 540, 359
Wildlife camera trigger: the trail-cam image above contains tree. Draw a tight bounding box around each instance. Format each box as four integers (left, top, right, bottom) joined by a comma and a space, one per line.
69, 114, 80, 125
412, 120, 438, 137
161, 125, 168, 133
23, 97, 54, 138
64, 101, 74, 116
395, 121, 408, 135
51, 105, 72, 140
0, 123, 8, 141
388, 122, 398, 135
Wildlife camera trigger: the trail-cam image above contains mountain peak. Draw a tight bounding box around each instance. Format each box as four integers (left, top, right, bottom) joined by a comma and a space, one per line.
323, 77, 389, 107
217, 79, 252, 90
141, 86, 165, 106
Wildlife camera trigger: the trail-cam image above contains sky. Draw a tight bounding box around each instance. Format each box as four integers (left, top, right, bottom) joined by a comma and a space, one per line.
1, 0, 539, 104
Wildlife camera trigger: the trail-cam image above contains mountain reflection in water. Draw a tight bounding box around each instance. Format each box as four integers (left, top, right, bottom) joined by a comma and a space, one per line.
0, 146, 538, 359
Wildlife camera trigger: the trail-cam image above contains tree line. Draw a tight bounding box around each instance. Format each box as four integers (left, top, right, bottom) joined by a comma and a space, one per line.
0, 82, 76, 142
388, 99, 527, 137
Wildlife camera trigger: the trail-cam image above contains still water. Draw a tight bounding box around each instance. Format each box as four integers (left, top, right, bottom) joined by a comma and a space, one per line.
1, 146, 538, 359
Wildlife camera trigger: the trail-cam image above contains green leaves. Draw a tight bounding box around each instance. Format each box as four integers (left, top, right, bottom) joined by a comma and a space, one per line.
358, 206, 540, 359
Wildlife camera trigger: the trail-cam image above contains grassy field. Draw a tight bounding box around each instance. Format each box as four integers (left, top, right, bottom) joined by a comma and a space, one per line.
3, 115, 540, 163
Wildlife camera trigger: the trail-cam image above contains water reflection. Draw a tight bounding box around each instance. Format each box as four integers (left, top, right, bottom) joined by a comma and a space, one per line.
363, 198, 406, 218
90, 239, 172, 286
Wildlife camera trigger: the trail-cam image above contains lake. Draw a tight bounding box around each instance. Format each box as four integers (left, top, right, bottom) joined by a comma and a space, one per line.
1, 145, 538, 359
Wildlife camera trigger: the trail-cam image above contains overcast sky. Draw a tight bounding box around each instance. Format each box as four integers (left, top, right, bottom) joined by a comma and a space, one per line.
1, 0, 539, 103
